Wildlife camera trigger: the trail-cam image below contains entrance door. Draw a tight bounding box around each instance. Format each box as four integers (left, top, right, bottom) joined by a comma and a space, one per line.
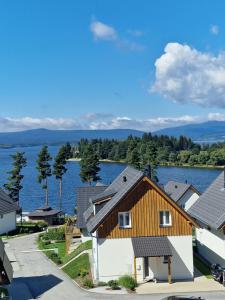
144, 257, 149, 277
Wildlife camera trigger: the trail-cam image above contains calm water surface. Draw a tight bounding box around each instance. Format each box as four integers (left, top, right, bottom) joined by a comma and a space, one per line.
0, 146, 221, 214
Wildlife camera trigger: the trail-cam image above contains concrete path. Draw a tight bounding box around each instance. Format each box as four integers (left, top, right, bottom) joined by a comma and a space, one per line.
4, 234, 225, 300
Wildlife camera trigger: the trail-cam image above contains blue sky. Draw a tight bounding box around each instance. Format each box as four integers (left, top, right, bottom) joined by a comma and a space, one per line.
1, 0, 225, 132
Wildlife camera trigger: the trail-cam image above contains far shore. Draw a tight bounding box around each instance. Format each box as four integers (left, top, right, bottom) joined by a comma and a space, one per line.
67, 158, 224, 170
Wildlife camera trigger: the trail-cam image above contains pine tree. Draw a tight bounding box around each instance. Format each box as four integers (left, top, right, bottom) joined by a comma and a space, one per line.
36, 145, 52, 206
144, 142, 158, 181
79, 144, 101, 184
53, 145, 68, 210
64, 142, 72, 159
4, 152, 27, 205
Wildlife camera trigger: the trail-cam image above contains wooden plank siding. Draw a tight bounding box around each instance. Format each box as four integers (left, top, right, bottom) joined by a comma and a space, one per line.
97, 179, 193, 238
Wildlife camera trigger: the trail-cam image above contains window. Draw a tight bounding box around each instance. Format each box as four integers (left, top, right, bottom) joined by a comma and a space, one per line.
160, 211, 172, 226
118, 212, 131, 228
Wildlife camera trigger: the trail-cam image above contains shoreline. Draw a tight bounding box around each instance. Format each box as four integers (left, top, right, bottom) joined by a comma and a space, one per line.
67, 158, 223, 170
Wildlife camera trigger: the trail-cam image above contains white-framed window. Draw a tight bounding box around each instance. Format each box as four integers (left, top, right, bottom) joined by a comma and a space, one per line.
118, 212, 131, 228
159, 211, 172, 226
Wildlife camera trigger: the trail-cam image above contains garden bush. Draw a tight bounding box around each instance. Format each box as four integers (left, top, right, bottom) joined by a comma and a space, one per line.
42, 227, 65, 241
118, 275, 137, 290
82, 278, 94, 289
79, 268, 89, 278
97, 281, 107, 287
49, 252, 62, 265
108, 280, 120, 290
0, 287, 9, 298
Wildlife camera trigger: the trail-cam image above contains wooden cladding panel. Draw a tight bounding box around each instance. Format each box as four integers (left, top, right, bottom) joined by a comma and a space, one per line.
97, 180, 192, 238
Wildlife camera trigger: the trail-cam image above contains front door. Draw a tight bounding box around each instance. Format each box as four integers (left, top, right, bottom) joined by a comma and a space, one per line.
144, 257, 149, 277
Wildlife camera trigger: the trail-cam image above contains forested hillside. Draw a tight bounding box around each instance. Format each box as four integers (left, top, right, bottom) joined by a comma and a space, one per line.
74, 133, 225, 168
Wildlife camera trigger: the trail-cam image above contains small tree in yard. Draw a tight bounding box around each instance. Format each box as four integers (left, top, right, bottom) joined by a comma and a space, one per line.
4, 152, 27, 205
36, 145, 52, 206
53, 145, 68, 210
79, 144, 101, 185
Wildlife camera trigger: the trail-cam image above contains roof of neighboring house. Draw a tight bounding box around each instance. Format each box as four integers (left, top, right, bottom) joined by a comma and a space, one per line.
132, 236, 172, 258
86, 166, 144, 233
0, 189, 18, 215
188, 171, 225, 229
76, 185, 108, 229
164, 181, 192, 202
91, 189, 116, 203
28, 206, 62, 217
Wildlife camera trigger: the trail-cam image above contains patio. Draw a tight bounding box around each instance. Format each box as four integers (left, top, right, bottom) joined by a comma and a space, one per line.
136, 268, 225, 294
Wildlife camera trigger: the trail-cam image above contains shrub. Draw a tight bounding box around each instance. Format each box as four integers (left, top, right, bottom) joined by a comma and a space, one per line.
79, 268, 89, 278
118, 275, 137, 291
97, 281, 107, 287
49, 252, 62, 265
0, 287, 9, 297
108, 280, 120, 290
82, 278, 94, 289
43, 227, 65, 241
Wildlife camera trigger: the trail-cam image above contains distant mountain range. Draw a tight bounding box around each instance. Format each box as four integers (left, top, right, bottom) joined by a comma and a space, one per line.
0, 128, 144, 147
154, 121, 225, 142
1, 120, 225, 148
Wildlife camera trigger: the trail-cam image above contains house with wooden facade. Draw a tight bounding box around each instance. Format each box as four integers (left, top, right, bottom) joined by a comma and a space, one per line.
164, 181, 200, 211
77, 166, 198, 283
188, 170, 225, 266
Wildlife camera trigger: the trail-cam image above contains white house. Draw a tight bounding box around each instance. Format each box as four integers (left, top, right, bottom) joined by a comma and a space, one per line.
78, 166, 198, 283
164, 181, 200, 211
0, 189, 18, 235
188, 171, 225, 266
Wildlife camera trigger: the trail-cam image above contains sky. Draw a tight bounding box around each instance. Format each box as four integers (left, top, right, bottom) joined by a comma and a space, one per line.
2, 0, 225, 132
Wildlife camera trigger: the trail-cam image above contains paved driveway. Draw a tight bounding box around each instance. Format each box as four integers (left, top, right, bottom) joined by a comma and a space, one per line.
4, 234, 225, 300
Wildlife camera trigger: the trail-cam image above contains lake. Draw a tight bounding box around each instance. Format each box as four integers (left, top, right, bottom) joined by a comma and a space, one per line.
0, 145, 221, 215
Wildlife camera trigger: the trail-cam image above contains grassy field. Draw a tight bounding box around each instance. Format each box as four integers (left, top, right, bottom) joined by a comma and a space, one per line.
62, 240, 92, 264
62, 253, 90, 279
194, 256, 213, 279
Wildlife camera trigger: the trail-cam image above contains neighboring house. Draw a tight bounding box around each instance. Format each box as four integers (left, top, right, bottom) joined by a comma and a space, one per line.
164, 181, 200, 211
188, 171, 225, 266
0, 189, 18, 235
0, 239, 13, 284
76, 184, 108, 242
28, 205, 64, 226
77, 166, 198, 283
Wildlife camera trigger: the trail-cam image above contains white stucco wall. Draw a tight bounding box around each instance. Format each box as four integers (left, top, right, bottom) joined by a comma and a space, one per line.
94, 235, 193, 282
178, 189, 199, 211
0, 211, 16, 235
196, 227, 225, 266
81, 228, 92, 243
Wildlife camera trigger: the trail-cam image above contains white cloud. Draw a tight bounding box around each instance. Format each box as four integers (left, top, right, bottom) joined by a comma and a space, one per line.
1, 113, 224, 133
152, 42, 225, 108
90, 20, 145, 52
210, 24, 219, 35
90, 21, 117, 40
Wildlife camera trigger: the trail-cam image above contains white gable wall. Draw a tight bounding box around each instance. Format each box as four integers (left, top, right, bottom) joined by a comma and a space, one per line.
178, 189, 199, 211
0, 211, 16, 235
196, 227, 225, 266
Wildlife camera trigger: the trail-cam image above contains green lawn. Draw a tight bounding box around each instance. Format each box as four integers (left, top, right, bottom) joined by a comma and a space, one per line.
62, 253, 90, 279
194, 256, 213, 279
38, 239, 66, 261
62, 240, 92, 264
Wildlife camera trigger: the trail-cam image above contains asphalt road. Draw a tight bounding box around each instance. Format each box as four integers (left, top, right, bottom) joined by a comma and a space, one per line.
4, 234, 225, 300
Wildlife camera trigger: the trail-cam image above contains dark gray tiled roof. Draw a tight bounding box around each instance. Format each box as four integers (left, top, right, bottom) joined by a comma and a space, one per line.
87, 166, 143, 233
132, 236, 172, 257
188, 171, 225, 229
91, 189, 116, 203
0, 189, 18, 215
28, 207, 62, 217
76, 185, 107, 229
0, 239, 13, 282
164, 181, 191, 202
